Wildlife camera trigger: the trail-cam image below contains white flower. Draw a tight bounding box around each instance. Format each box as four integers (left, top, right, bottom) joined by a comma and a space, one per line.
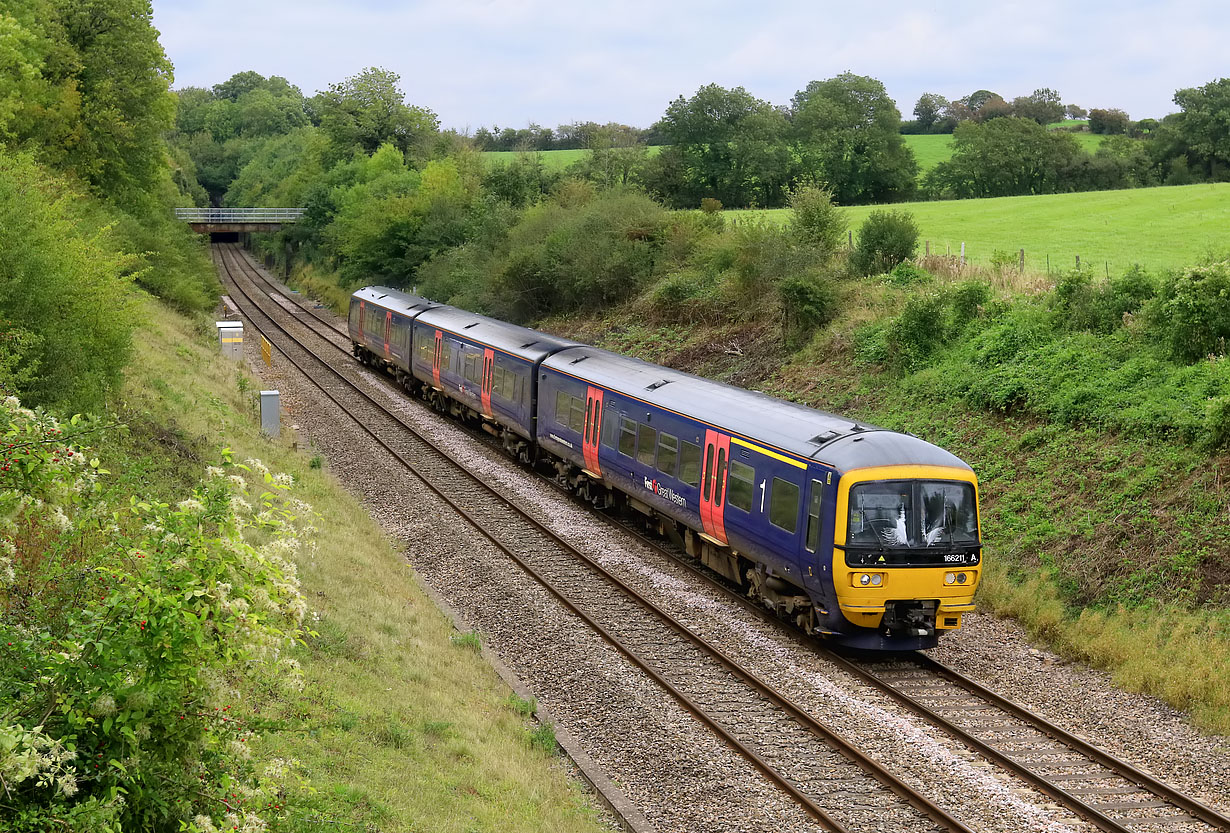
272, 473, 293, 488
176, 498, 205, 515
205, 466, 224, 479
228, 475, 248, 492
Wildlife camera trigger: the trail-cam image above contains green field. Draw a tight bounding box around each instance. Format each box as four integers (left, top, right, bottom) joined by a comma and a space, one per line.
901, 134, 953, 171
904, 131, 1105, 172
483, 148, 590, 168
732, 182, 1230, 272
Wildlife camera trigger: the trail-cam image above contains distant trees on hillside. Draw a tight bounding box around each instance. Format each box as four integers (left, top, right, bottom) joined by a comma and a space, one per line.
903, 87, 1079, 133
472, 121, 656, 151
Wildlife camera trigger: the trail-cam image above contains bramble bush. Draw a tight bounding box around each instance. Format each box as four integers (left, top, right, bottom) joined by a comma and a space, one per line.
0, 396, 316, 832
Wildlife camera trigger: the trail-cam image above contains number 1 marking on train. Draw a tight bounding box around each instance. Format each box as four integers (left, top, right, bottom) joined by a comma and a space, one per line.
759, 480, 766, 512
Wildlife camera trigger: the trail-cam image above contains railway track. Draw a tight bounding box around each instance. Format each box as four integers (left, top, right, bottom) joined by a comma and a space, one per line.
213, 244, 973, 833
224, 244, 1230, 833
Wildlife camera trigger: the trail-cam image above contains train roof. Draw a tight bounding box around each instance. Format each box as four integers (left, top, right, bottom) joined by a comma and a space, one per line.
416, 306, 585, 363
542, 345, 971, 475
354, 286, 442, 317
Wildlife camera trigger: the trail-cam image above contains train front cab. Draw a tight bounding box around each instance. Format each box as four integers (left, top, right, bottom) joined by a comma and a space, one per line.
827, 464, 981, 651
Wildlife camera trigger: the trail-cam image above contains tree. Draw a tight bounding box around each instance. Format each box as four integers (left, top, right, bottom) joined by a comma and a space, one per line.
1011, 88, 1065, 124
317, 67, 439, 162
1088, 108, 1130, 134
1169, 77, 1230, 178
657, 83, 793, 208
925, 117, 1085, 198
913, 93, 949, 130
789, 73, 918, 204
0, 0, 177, 211
1066, 104, 1088, 120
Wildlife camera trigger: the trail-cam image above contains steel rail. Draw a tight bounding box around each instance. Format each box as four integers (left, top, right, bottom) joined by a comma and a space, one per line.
234, 244, 1230, 833
216, 244, 974, 833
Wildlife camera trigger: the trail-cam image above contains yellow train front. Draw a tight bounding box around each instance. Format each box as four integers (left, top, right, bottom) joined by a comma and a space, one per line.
823, 460, 981, 650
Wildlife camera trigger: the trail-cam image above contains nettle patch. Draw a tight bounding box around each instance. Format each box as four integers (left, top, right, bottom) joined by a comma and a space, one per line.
0, 396, 317, 833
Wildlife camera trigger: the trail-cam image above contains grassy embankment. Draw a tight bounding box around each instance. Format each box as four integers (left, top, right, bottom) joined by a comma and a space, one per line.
733, 182, 1230, 272
547, 291, 1230, 735
531, 185, 1230, 733
118, 295, 610, 832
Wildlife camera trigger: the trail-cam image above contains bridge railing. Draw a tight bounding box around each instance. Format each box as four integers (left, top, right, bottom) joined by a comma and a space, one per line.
174, 208, 306, 223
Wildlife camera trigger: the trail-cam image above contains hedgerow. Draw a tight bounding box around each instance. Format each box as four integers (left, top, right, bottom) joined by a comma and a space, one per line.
0, 396, 315, 832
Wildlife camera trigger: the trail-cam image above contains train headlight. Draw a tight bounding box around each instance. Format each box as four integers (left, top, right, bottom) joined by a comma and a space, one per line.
859, 573, 871, 586
956, 572, 968, 584
945, 572, 957, 585
870, 574, 883, 587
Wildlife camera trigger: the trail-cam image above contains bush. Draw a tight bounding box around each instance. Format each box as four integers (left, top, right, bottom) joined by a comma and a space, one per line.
786, 184, 846, 257
1156, 261, 1230, 361
699, 197, 723, 214
850, 210, 919, 276
778, 274, 838, 348
884, 261, 932, 286
0, 152, 135, 413
1056, 266, 1157, 333
0, 401, 313, 831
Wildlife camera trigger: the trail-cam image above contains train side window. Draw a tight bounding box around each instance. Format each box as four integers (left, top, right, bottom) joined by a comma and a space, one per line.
702, 445, 714, 500
619, 417, 637, 457
463, 354, 478, 384
805, 480, 824, 552
601, 406, 618, 447
656, 433, 679, 477
569, 396, 585, 433
584, 399, 593, 443
714, 448, 727, 506
555, 391, 570, 426
636, 424, 657, 466
679, 441, 701, 487
727, 461, 754, 512
770, 478, 800, 533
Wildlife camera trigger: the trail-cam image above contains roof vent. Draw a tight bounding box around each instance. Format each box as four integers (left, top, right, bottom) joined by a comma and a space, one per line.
645, 379, 672, 391
463, 322, 480, 329
520, 340, 538, 349
809, 430, 841, 445
569, 355, 589, 365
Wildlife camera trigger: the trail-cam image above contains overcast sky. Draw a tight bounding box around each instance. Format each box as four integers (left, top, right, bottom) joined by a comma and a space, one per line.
153, 0, 1228, 130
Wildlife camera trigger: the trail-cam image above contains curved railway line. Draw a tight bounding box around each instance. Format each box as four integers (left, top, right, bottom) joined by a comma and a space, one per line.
214, 244, 970, 833
216, 243, 1230, 833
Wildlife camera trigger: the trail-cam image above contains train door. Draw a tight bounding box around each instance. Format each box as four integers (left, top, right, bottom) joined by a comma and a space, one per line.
432, 330, 443, 387
699, 429, 730, 544
801, 472, 829, 592
582, 386, 604, 475
480, 348, 495, 416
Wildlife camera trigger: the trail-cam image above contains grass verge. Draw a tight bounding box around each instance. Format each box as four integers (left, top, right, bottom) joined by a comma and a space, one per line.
116, 295, 611, 832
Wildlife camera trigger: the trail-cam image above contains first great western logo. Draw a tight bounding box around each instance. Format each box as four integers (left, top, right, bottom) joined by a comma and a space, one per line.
644, 476, 686, 508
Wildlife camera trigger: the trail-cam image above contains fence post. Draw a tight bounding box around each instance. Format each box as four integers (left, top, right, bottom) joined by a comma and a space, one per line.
848, 230, 853, 249
1076, 254, 1081, 269
1019, 248, 1025, 273
960, 242, 966, 266
926, 240, 930, 256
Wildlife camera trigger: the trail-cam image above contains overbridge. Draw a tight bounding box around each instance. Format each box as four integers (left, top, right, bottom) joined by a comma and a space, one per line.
175, 207, 305, 234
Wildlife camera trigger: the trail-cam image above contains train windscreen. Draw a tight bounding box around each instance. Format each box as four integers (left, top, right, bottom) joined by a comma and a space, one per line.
845, 479, 979, 566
